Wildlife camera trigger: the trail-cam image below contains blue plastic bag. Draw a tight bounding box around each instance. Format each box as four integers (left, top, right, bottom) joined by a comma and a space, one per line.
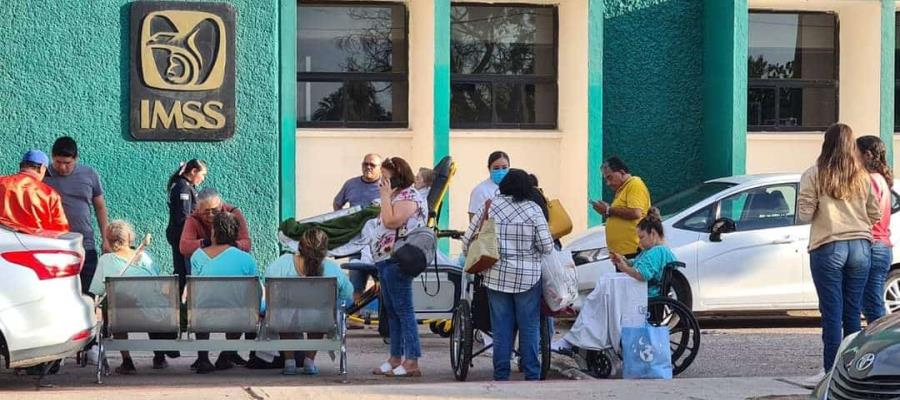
621, 323, 672, 379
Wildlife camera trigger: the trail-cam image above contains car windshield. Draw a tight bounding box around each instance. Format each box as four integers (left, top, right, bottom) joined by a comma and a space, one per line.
655, 182, 736, 220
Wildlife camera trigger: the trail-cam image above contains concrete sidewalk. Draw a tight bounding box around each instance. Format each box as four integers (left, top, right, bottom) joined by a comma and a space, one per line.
3, 377, 810, 400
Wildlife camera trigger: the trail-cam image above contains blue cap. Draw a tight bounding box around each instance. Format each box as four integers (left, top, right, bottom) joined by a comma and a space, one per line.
22, 149, 49, 167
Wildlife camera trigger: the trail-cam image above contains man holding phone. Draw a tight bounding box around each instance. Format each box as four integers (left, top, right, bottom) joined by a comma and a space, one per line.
590, 157, 651, 260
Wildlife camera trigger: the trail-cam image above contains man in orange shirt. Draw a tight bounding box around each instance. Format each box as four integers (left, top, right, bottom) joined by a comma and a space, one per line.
0, 150, 69, 235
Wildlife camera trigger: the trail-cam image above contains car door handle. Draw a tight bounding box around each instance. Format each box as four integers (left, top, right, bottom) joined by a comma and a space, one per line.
771, 236, 797, 244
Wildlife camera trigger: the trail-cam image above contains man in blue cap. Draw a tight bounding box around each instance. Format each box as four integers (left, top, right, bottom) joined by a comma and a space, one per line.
0, 150, 69, 234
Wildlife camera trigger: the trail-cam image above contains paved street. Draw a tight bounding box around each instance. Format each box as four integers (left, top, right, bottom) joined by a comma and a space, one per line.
0, 319, 820, 399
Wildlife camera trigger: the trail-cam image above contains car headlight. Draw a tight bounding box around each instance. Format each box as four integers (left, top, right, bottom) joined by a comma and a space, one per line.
834, 332, 860, 372
572, 247, 609, 266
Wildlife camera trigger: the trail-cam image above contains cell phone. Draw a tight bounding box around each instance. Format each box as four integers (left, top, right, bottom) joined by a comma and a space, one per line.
389, 176, 402, 189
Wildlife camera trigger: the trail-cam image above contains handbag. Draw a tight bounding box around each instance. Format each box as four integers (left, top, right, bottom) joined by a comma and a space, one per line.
464, 200, 499, 274
547, 199, 573, 239
391, 226, 436, 278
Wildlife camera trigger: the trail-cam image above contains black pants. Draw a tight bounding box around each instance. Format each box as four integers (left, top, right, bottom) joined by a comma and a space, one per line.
195, 332, 257, 360
80, 249, 98, 295
171, 243, 189, 293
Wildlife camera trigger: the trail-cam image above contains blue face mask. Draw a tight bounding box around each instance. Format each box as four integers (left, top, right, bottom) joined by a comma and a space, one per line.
490, 168, 509, 185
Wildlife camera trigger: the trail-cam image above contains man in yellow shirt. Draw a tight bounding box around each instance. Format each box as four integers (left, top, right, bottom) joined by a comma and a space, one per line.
590, 157, 651, 257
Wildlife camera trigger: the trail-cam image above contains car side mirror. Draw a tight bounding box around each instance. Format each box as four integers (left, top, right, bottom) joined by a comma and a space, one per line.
709, 218, 736, 242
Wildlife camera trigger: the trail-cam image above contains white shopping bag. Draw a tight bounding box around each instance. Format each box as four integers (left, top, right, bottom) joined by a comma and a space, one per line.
541, 249, 579, 311
564, 273, 647, 352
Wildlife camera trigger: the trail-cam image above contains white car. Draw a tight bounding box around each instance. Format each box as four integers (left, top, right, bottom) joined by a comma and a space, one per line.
565, 174, 900, 314
0, 226, 96, 369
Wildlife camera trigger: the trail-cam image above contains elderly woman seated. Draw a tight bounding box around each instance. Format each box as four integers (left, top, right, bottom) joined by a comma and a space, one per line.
266, 228, 354, 376
189, 211, 259, 374
89, 220, 160, 374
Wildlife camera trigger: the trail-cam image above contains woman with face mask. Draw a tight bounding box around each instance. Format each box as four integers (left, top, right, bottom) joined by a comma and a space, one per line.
468, 151, 510, 222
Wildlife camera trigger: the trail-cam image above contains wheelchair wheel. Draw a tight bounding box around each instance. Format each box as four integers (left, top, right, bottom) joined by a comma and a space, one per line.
450, 299, 473, 381
647, 297, 700, 376
539, 316, 551, 380
583, 348, 618, 379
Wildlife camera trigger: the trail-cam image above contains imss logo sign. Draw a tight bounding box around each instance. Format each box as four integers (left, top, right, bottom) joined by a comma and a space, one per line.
130, 2, 235, 141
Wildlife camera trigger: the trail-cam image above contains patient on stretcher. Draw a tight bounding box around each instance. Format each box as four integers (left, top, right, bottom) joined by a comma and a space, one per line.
553, 208, 676, 352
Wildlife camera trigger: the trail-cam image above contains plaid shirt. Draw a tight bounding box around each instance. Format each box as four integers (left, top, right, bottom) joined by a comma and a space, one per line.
463, 195, 554, 293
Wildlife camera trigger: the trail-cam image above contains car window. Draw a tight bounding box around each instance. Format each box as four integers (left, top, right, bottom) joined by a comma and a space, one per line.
717, 184, 797, 231
892, 191, 900, 214
655, 182, 736, 220
675, 204, 714, 232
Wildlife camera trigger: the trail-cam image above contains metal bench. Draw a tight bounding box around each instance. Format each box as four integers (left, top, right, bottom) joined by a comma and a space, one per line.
98, 275, 347, 383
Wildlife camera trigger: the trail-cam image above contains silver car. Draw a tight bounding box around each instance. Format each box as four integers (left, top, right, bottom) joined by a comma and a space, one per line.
0, 226, 96, 369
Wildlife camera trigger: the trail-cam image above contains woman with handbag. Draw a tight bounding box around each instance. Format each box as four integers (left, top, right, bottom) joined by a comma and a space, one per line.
369, 157, 428, 378
463, 168, 554, 381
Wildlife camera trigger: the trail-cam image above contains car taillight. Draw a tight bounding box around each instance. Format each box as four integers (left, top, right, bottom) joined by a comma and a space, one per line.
70, 329, 92, 342
1, 250, 83, 280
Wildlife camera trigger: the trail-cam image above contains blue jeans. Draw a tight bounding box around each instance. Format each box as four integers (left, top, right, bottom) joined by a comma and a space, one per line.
376, 259, 421, 359
863, 242, 892, 323
487, 282, 542, 381
809, 239, 871, 371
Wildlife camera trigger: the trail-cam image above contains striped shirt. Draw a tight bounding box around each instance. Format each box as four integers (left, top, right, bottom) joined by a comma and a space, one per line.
464, 195, 553, 293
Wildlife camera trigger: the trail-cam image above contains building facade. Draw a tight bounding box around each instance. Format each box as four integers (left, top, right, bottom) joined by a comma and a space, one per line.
0, 0, 896, 270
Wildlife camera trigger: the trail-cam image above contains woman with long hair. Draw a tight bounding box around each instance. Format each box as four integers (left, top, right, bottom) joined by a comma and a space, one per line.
857, 135, 893, 323
369, 156, 428, 378
798, 123, 881, 388
266, 228, 354, 375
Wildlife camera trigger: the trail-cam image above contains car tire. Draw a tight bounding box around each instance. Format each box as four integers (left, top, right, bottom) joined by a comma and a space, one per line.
884, 268, 900, 315
670, 273, 693, 311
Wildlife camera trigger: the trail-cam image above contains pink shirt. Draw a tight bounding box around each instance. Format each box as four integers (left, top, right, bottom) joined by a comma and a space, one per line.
870, 173, 892, 246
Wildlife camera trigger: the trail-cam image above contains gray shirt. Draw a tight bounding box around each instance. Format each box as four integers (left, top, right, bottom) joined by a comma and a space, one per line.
333, 177, 380, 210
44, 164, 104, 249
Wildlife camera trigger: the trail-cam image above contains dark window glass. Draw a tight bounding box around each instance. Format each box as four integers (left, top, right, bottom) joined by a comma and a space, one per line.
297, 2, 408, 127
748, 12, 837, 131
450, 5, 557, 129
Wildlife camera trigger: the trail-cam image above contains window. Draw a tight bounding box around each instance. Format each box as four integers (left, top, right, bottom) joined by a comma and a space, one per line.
297, 2, 408, 127
450, 4, 557, 129
748, 12, 838, 131
675, 205, 715, 232
717, 184, 798, 231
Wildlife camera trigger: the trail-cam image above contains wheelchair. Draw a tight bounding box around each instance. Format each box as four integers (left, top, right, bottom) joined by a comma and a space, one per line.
449, 274, 553, 381
565, 261, 701, 378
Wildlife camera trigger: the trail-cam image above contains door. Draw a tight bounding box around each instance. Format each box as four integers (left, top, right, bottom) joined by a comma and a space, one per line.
697, 184, 807, 309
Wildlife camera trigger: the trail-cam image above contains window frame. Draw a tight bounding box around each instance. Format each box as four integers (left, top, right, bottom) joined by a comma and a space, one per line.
296, 1, 410, 129
450, 2, 559, 130
712, 183, 801, 232
748, 10, 840, 132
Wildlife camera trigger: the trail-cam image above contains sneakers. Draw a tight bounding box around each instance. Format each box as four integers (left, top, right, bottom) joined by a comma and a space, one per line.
282, 359, 298, 376
195, 359, 216, 374
152, 354, 169, 370
551, 338, 573, 353
801, 369, 827, 389
115, 358, 137, 375
214, 355, 235, 371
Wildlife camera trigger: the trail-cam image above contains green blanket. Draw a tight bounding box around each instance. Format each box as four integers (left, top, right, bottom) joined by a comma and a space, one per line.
279, 206, 380, 250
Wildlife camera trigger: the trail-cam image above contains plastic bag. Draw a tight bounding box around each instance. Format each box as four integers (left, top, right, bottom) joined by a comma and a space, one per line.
563, 273, 646, 352
622, 323, 672, 380
541, 249, 578, 311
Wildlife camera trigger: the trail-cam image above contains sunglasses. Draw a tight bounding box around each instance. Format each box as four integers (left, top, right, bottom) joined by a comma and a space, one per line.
201, 207, 221, 216
362, 162, 378, 168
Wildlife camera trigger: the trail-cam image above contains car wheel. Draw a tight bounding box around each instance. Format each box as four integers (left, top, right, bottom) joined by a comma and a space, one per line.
669, 273, 693, 310
884, 269, 900, 315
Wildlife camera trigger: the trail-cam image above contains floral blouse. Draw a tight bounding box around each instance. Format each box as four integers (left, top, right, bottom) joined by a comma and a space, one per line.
371, 187, 427, 262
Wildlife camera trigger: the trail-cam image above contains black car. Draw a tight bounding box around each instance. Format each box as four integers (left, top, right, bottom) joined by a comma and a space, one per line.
813, 312, 900, 399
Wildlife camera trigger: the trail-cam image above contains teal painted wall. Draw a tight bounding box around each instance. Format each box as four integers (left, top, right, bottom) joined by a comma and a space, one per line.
702, 0, 747, 180
603, 0, 705, 201
881, 0, 896, 159
0, 0, 281, 272
587, 0, 604, 226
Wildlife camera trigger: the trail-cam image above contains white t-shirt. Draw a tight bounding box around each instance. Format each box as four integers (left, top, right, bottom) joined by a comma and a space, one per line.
468, 178, 499, 215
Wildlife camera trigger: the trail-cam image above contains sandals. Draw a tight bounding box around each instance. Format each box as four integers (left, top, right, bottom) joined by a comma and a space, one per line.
385, 365, 422, 378
372, 362, 394, 375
